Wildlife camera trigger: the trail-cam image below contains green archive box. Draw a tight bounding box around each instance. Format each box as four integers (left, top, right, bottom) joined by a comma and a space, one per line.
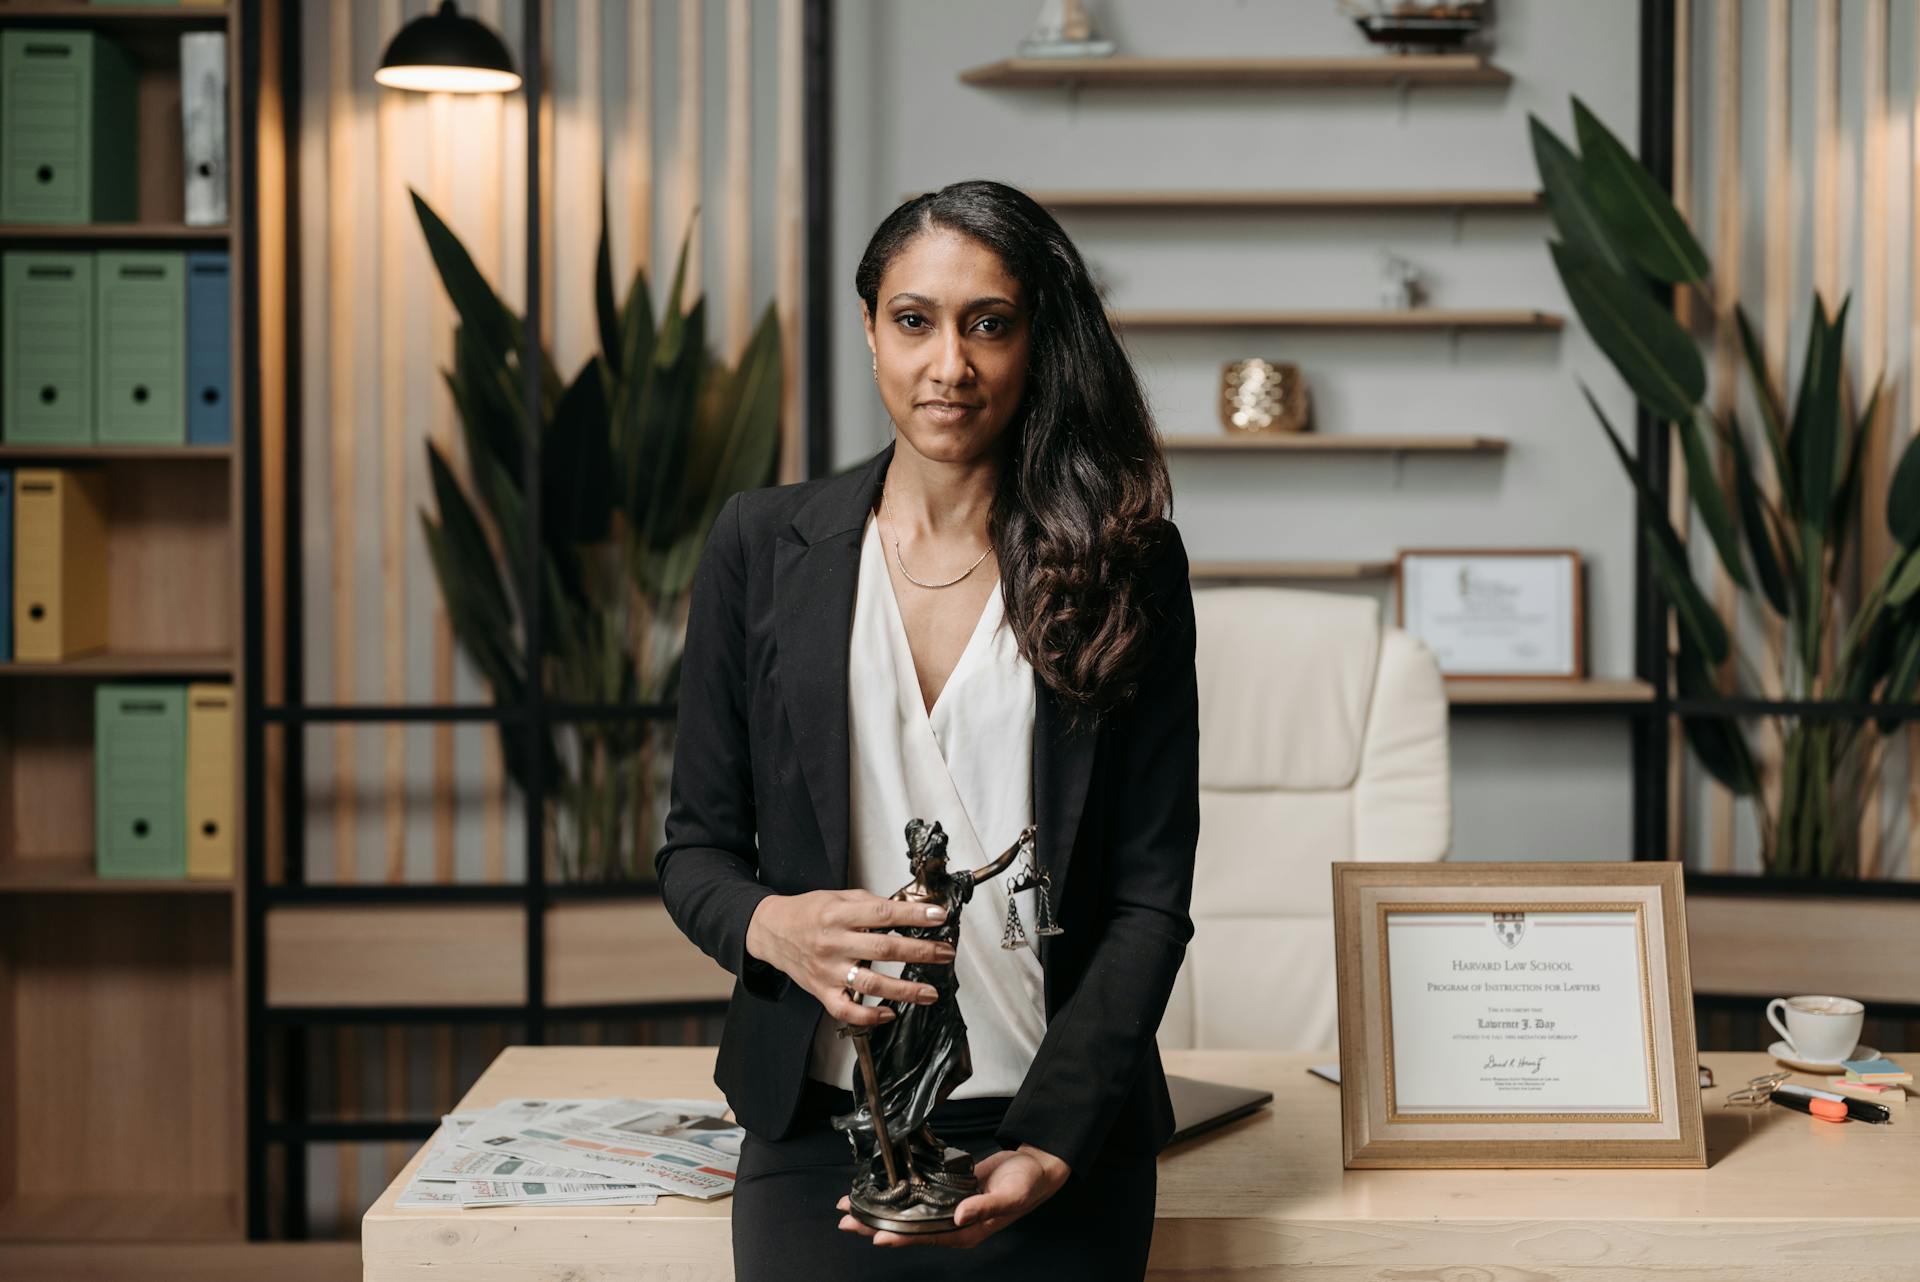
96, 251, 185, 444
95, 683, 187, 880
3, 251, 94, 444
1, 29, 138, 225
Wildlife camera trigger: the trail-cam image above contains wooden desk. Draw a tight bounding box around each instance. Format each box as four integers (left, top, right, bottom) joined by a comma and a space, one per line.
364, 1048, 1918, 1281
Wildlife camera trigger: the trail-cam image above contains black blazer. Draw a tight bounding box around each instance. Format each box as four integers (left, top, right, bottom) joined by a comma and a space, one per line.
654, 438, 1200, 1174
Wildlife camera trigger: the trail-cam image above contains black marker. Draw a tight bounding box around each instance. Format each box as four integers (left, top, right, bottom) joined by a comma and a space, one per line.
1775, 1083, 1891, 1125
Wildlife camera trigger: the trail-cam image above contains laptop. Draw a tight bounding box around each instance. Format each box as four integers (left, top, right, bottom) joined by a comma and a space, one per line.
1165, 1074, 1274, 1147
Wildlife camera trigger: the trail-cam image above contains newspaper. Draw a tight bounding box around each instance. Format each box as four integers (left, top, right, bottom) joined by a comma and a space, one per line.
455, 1097, 740, 1200
396, 1098, 742, 1209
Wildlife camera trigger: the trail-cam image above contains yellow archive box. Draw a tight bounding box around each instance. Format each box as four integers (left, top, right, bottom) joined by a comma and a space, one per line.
12, 467, 108, 661
186, 682, 235, 879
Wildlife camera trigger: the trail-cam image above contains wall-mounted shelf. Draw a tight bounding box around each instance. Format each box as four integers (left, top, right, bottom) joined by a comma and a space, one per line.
1164, 432, 1507, 454
1114, 308, 1562, 331
0, 445, 233, 462
959, 54, 1512, 89
0, 223, 232, 243
1021, 188, 1544, 214
0, 652, 235, 678
0, 2, 230, 25
0, 854, 233, 895
1191, 560, 1395, 582
1446, 677, 1654, 706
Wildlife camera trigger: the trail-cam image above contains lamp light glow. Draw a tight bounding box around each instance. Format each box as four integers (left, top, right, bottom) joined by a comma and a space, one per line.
375, 0, 520, 94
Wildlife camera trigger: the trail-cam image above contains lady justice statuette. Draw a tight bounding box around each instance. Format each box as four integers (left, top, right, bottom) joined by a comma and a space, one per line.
833, 817, 1061, 1234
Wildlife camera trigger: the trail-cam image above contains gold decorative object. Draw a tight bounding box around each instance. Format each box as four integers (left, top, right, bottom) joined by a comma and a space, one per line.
1219, 359, 1310, 434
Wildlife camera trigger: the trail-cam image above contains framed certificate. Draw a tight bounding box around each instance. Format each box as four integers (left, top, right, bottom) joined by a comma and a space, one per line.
1396, 549, 1584, 678
1332, 862, 1704, 1168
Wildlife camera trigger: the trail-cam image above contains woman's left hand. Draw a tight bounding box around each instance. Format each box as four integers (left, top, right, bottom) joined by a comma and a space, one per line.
836, 1144, 1070, 1249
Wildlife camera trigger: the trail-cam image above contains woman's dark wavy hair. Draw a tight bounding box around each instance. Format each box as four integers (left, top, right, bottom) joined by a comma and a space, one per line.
855, 179, 1174, 732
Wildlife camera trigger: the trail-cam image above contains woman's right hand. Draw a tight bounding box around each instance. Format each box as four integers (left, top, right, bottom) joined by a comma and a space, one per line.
744, 891, 955, 1026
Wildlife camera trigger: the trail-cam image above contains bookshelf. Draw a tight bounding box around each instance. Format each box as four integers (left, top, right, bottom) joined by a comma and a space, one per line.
0, 0, 271, 1267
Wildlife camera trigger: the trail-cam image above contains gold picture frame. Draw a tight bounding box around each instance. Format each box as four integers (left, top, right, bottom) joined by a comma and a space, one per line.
1333, 862, 1705, 1169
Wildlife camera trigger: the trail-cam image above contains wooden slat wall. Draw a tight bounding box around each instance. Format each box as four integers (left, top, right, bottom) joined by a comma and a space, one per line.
291, 0, 807, 1235
1680, 0, 1920, 877
1706, 0, 1739, 873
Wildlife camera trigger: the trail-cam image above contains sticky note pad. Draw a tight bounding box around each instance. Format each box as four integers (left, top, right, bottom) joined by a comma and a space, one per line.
1843, 1056, 1911, 1083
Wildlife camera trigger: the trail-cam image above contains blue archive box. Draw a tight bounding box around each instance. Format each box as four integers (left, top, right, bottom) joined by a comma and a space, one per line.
185, 250, 230, 445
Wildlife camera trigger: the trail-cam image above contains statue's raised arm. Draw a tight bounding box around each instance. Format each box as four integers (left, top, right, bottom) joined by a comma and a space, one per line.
964, 824, 1037, 884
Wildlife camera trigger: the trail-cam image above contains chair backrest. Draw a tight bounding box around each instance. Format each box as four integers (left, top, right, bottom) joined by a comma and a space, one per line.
1157, 586, 1450, 1052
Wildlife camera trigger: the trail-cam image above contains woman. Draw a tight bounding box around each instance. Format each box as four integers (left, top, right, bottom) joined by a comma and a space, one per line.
655, 178, 1199, 1280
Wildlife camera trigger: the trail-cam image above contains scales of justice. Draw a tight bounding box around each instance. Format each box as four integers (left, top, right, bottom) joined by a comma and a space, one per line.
833, 817, 1061, 1234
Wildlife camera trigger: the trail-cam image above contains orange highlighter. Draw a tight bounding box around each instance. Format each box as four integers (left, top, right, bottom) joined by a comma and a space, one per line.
1770, 1083, 1852, 1123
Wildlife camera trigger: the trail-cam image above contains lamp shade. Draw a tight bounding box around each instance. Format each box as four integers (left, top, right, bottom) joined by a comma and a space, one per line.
375, 0, 521, 93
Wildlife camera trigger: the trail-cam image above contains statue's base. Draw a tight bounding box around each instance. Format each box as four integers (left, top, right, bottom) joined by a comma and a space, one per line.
849, 1205, 958, 1235
848, 1144, 977, 1235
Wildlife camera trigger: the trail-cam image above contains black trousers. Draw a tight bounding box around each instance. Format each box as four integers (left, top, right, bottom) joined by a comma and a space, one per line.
732, 1078, 1157, 1281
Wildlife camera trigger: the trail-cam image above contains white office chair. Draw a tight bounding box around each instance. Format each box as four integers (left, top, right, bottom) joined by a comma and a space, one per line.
1158, 586, 1451, 1052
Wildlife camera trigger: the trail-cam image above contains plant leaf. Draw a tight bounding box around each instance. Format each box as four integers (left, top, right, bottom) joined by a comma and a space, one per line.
1890, 547, 1920, 606
1879, 625, 1920, 735
1529, 114, 1643, 284
1788, 294, 1849, 529
1675, 624, 1758, 794
1733, 303, 1793, 507
1889, 427, 1920, 549
1726, 412, 1791, 616
1551, 241, 1704, 422
545, 360, 614, 548
1678, 411, 1749, 590
1572, 95, 1711, 284
1830, 373, 1883, 582
1580, 381, 1729, 663
412, 188, 518, 375
594, 187, 621, 374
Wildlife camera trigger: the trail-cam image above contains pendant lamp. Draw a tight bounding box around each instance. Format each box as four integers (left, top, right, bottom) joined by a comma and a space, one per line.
375, 0, 521, 93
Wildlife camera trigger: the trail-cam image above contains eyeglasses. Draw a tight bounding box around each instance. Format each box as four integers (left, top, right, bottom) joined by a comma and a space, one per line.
1723, 1071, 1792, 1108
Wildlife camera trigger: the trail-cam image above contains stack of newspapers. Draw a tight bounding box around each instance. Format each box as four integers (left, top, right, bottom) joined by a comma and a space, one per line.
396, 1097, 743, 1209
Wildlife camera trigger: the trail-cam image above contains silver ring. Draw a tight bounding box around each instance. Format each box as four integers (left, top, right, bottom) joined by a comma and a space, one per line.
845, 965, 861, 991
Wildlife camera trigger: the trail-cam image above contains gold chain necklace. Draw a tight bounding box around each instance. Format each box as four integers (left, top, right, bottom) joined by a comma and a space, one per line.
879, 486, 992, 589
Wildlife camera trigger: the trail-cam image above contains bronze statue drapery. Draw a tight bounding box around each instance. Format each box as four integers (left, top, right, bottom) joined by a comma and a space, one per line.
833, 818, 1039, 1233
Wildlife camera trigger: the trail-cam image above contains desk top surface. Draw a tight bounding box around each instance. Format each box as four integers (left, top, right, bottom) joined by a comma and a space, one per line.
364, 1047, 1915, 1229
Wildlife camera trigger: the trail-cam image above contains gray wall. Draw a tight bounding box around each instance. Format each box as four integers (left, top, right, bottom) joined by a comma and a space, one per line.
832, 0, 1645, 861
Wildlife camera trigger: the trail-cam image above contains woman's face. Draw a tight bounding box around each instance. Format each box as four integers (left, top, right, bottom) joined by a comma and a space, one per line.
863, 227, 1031, 465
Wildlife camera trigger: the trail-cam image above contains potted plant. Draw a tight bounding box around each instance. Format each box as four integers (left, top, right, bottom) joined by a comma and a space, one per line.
412, 189, 781, 883
1529, 97, 1920, 881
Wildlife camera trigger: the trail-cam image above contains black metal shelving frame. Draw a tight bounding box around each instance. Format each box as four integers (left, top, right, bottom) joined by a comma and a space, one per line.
240, 0, 836, 1239
231, 0, 1920, 1239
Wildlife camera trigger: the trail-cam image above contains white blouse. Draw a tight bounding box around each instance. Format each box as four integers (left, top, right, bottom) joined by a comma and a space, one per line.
806, 510, 1047, 1099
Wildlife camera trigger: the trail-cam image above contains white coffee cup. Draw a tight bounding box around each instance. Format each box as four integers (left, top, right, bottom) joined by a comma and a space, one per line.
1766, 995, 1865, 1063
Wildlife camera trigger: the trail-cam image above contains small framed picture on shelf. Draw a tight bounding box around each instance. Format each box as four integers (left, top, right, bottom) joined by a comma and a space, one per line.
1332, 861, 1705, 1169
1395, 548, 1584, 679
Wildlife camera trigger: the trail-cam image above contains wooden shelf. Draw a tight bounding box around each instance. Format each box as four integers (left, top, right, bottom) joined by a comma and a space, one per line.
1446, 677, 1654, 705
0, 2, 231, 24
1164, 432, 1506, 454
0, 1192, 239, 1243
0, 222, 231, 242
959, 54, 1512, 89
1192, 560, 1396, 582
0, 444, 231, 461
1114, 308, 1562, 331
1022, 188, 1544, 214
0, 854, 233, 895
0, 652, 233, 677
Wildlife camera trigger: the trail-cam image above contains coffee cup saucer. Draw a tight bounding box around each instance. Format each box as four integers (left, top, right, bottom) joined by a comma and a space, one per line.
1768, 1040, 1876, 1073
